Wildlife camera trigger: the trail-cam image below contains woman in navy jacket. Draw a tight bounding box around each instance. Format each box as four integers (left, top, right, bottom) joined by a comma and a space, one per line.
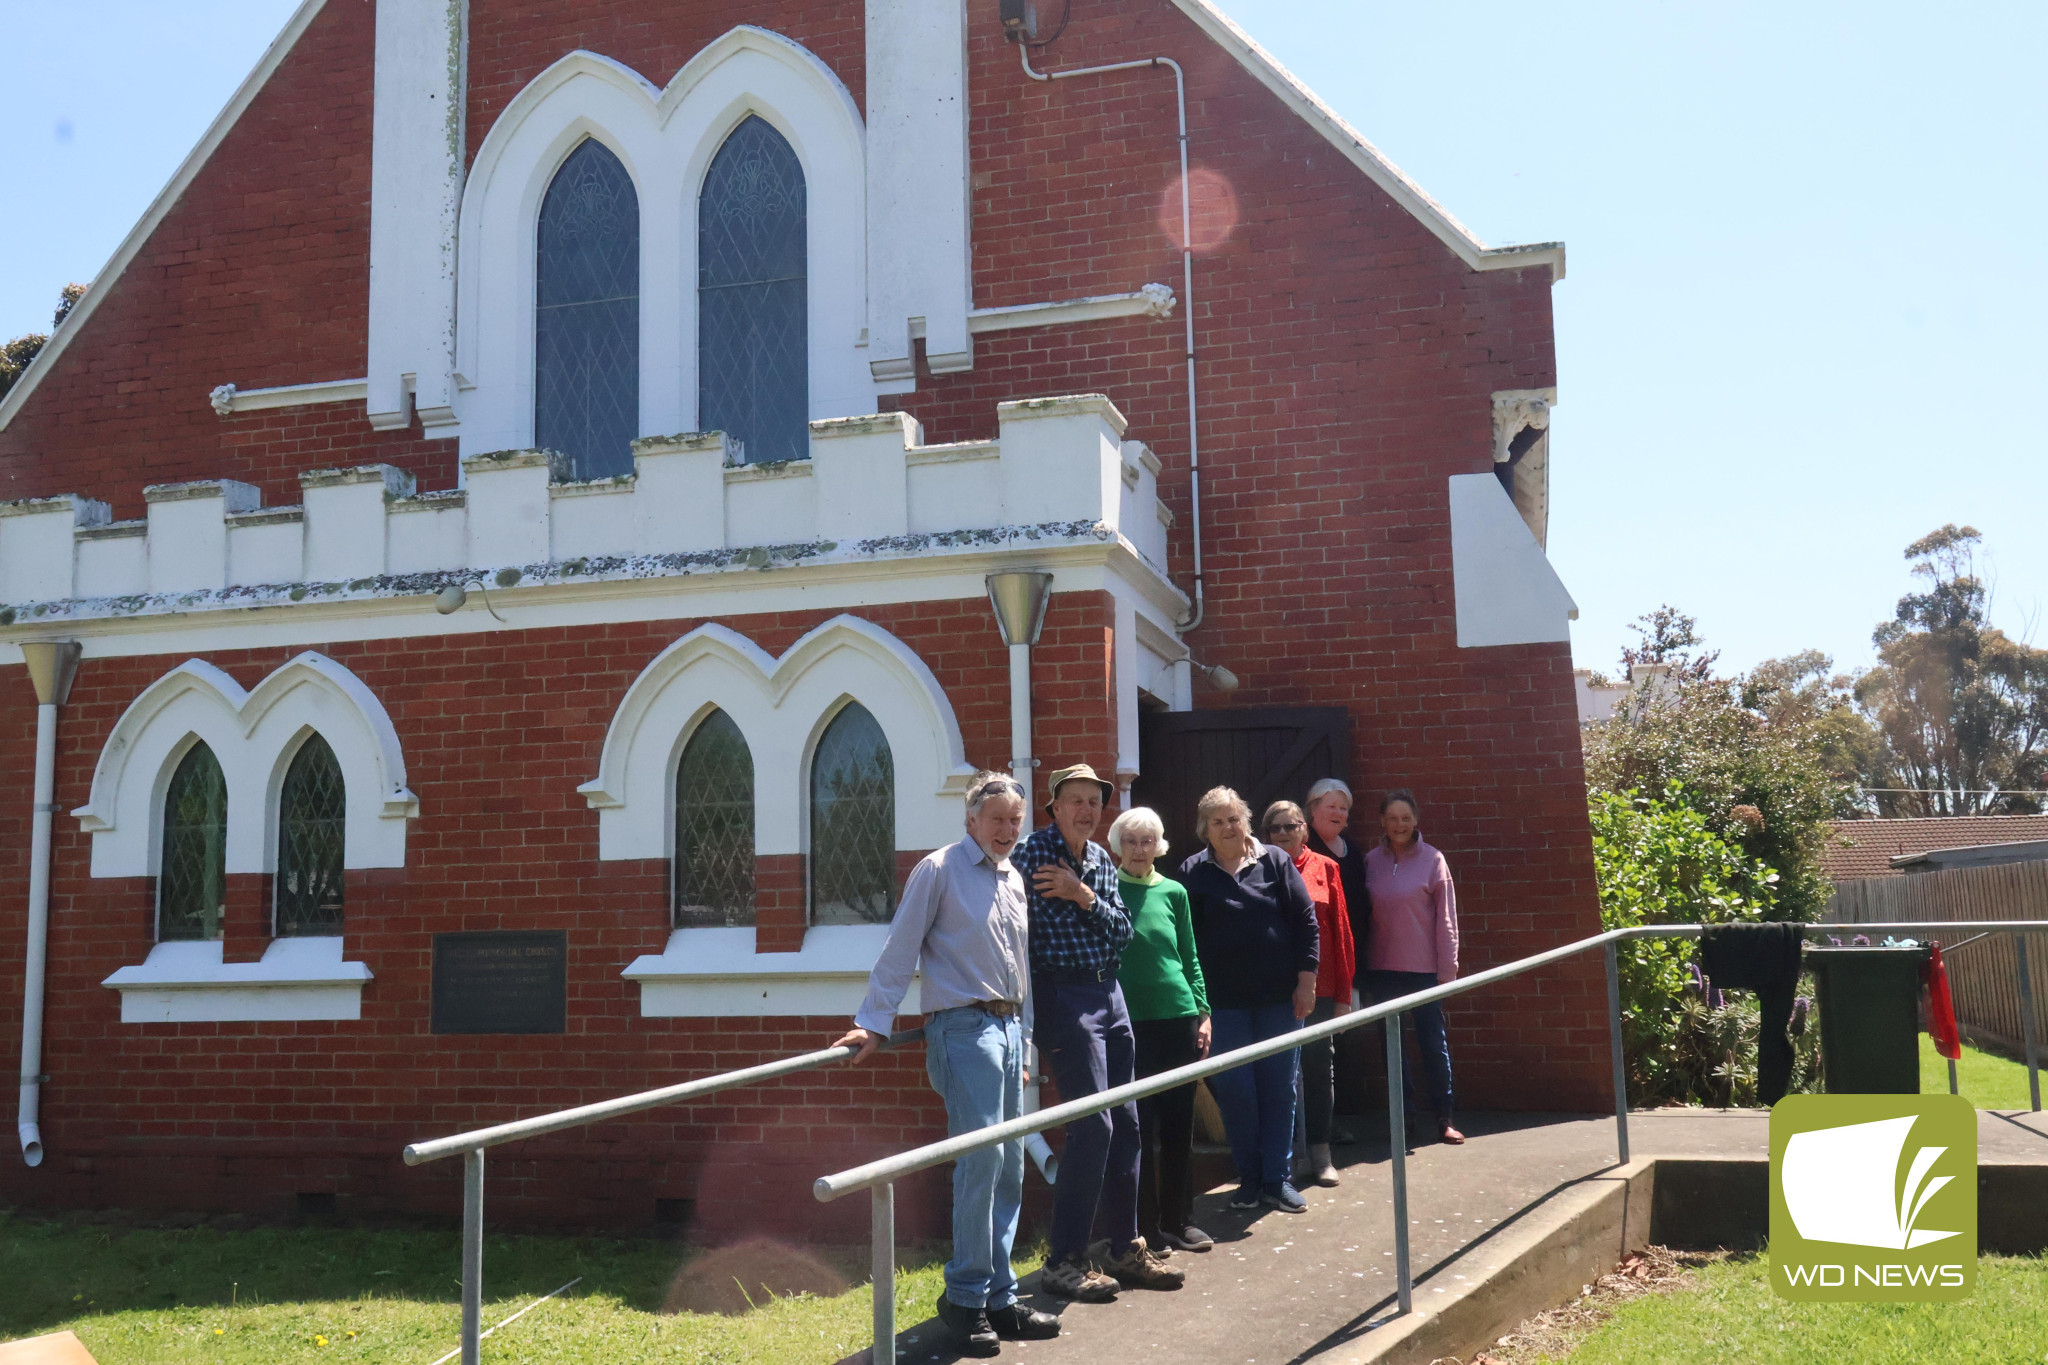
1178, 786, 1319, 1213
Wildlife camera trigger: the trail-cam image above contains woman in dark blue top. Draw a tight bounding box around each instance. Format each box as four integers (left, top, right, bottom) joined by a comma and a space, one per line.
1179, 786, 1319, 1212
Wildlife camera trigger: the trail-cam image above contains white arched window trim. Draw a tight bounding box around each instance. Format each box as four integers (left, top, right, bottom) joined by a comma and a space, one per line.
581, 614, 973, 861
87, 652, 399, 1022
600, 614, 966, 1018
75, 652, 417, 878
454, 28, 876, 460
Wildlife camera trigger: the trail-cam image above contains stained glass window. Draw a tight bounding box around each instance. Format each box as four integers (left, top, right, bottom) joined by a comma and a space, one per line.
810, 702, 895, 925
277, 733, 346, 937
674, 709, 756, 927
699, 115, 808, 466
536, 137, 640, 481
159, 741, 227, 941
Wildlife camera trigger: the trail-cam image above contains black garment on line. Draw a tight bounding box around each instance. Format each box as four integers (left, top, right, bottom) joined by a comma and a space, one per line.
1697, 922, 1807, 1105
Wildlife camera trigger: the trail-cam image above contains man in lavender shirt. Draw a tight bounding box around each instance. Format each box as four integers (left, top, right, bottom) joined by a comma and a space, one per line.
835, 771, 1061, 1356
1361, 787, 1464, 1144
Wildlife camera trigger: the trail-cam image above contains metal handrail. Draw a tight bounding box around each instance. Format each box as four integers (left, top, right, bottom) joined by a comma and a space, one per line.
817, 919, 2047, 1365
401, 1030, 922, 1365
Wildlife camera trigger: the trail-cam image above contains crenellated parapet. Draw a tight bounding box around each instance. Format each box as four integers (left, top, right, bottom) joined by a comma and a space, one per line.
0, 395, 1172, 624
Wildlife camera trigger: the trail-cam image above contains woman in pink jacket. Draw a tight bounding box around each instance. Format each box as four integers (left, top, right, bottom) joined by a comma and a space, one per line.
1362, 789, 1463, 1145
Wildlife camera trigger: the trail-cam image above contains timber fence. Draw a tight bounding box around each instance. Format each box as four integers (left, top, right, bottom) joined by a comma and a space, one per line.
1828, 859, 2048, 1058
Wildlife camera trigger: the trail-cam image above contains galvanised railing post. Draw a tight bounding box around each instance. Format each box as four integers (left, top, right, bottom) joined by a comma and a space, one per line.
1385, 1014, 1412, 1315
1604, 940, 1630, 1165
461, 1148, 484, 1365
2016, 930, 2041, 1112
872, 1182, 896, 1365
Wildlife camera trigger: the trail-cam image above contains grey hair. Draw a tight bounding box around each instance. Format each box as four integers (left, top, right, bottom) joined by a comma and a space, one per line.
1305, 777, 1354, 811
965, 770, 1028, 816
1106, 806, 1168, 859
1194, 785, 1253, 845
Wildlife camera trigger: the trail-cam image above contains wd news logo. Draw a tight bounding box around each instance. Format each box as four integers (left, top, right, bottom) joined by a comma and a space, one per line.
1769, 1094, 1976, 1301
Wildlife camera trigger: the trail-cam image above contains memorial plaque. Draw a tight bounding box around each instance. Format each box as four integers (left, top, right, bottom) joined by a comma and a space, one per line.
431, 931, 568, 1034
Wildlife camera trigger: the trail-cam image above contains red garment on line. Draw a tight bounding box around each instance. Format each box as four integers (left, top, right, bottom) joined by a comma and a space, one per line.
1925, 942, 1962, 1062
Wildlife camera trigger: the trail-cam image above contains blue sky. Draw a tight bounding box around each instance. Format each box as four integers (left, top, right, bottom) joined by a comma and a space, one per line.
5, 1, 2043, 679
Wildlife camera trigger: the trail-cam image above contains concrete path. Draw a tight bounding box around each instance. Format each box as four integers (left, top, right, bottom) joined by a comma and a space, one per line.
862, 1107, 2047, 1365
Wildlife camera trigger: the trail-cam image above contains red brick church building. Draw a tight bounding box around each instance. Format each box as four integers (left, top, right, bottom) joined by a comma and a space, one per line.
0, 0, 1597, 1239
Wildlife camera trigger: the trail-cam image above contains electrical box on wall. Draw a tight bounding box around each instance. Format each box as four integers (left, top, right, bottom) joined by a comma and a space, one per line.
1000, 0, 1038, 42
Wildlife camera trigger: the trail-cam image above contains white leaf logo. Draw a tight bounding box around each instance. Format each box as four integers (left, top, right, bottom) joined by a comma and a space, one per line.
1782, 1115, 1960, 1250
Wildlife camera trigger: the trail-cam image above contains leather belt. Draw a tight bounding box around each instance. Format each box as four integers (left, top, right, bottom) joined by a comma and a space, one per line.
977, 999, 1022, 1018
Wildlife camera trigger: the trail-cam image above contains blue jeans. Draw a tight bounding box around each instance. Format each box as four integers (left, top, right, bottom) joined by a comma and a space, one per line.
924, 1004, 1026, 1309
1365, 969, 1456, 1123
1208, 1002, 1301, 1186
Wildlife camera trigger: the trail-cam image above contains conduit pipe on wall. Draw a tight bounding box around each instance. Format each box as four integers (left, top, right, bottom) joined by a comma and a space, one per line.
17, 639, 81, 1167
1020, 43, 1207, 632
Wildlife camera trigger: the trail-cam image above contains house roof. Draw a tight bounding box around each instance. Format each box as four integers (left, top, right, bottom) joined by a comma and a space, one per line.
1823, 815, 2048, 881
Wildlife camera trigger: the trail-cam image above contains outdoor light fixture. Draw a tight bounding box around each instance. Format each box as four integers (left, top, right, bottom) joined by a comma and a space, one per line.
1195, 659, 1239, 693
999, 0, 1037, 42
434, 567, 523, 622
987, 571, 1055, 792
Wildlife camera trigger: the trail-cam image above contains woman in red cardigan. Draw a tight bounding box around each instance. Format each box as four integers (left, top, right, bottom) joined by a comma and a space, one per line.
1261, 800, 1355, 1186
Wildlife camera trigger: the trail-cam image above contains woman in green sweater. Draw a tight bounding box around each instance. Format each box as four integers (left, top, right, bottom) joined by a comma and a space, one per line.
1107, 806, 1213, 1253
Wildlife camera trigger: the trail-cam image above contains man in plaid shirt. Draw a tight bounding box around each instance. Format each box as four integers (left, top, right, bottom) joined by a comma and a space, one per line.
1014, 763, 1181, 1299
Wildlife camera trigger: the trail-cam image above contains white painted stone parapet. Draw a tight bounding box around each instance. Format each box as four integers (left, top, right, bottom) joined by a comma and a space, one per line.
0, 395, 1171, 622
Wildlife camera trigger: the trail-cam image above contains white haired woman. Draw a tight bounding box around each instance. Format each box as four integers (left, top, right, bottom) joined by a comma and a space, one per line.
1179, 787, 1319, 1214
1109, 806, 1214, 1253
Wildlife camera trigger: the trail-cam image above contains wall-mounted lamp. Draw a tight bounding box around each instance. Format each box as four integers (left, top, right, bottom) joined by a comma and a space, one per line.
987, 570, 1054, 795
434, 567, 523, 622
1195, 659, 1239, 693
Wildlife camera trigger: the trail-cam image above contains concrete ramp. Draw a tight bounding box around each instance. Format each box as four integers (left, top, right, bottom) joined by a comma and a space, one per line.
857, 1108, 2048, 1365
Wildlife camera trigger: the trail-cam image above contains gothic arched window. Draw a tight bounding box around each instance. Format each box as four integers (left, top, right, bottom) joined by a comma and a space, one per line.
699, 115, 808, 465
673, 709, 756, 927
535, 137, 640, 480
159, 742, 227, 941
276, 733, 347, 937
809, 701, 895, 924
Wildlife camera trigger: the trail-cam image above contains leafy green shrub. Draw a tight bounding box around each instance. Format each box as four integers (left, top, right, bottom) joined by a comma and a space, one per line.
1590, 784, 1818, 1106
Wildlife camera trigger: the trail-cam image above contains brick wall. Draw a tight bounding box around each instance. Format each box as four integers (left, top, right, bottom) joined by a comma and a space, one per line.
0, 593, 1118, 1236
0, 0, 1605, 1231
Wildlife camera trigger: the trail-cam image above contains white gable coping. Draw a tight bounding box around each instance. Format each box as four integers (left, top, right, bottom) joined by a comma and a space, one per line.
1167, 0, 1565, 281
103, 937, 372, 1023
1447, 473, 1577, 648
0, 0, 331, 433
74, 652, 418, 877
621, 924, 917, 1017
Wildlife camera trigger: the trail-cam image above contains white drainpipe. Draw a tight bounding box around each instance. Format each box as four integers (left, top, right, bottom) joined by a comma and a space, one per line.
18, 639, 80, 1167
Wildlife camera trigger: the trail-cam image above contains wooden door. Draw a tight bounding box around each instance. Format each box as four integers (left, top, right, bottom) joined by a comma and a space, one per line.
1131, 706, 1353, 857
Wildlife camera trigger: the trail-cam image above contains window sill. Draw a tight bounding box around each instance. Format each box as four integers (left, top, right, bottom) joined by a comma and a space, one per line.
101, 937, 373, 1023
621, 924, 919, 1018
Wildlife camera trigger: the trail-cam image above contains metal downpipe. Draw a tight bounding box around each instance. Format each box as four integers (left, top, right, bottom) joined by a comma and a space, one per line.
17, 639, 79, 1167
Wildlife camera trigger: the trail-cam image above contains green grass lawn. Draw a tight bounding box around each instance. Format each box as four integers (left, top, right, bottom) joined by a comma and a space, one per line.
1560, 1252, 2048, 1364
0, 1210, 989, 1364
1918, 1035, 2040, 1109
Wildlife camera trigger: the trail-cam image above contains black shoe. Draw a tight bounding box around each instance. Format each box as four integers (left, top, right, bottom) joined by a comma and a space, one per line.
1228, 1182, 1261, 1209
935, 1293, 1000, 1357
987, 1301, 1061, 1340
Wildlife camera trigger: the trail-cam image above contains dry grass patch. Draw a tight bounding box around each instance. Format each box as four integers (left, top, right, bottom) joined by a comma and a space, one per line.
1445, 1245, 1730, 1365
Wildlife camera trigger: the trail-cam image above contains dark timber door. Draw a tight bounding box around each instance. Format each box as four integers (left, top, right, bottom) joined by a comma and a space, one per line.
1131, 706, 1353, 855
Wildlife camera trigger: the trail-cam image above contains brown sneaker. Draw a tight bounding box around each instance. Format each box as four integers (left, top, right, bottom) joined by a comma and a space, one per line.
1040, 1254, 1120, 1303
1099, 1238, 1186, 1291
